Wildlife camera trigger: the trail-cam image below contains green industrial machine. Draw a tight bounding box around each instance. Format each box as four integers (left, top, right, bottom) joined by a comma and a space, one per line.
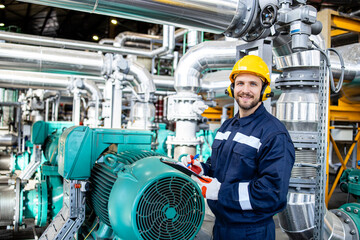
2, 122, 206, 238
38, 126, 205, 240
1, 121, 73, 231
331, 169, 360, 235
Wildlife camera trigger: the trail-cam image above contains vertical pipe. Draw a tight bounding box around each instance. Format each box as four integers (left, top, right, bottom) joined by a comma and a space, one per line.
54, 97, 59, 121
45, 99, 49, 122
72, 89, 81, 125
112, 80, 122, 128
16, 107, 21, 153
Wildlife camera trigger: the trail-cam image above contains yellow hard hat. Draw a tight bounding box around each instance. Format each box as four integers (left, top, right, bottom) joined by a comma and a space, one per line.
229, 55, 271, 84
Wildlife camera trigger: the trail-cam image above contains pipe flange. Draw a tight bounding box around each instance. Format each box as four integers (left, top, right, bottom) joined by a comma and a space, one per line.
224, 0, 258, 38
330, 209, 359, 240
166, 136, 203, 147
275, 69, 320, 88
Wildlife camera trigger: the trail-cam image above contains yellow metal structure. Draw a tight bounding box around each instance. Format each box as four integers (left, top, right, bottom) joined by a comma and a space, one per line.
318, 9, 360, 205
202, 107, 233, 123
318, 9, 360, 48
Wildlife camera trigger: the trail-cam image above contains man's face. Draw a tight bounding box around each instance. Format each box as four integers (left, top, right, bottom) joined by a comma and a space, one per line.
234, 73, 263, 111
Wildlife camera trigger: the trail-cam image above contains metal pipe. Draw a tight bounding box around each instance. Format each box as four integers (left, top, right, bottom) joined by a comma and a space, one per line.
275, 49, 360, 81
0, 186, 16, 223
83, 80, 103, 127
16, 0, 247, 35
0, 154, 11, 171
115, 32, 161, 47
128, 61, 156, 97
0, 134, 17, 146
0, 25, 176, 58
221, 103, 234, 124
278, 192, 347, 239
174, 40, 240, 93
45, 99, 49, 122
72, 89, 81, 125
153, 71, 233, 92
0, 70, 104, 89
54, 97, 60, 121
0, 31, 166, 56
330, 43, 360, 81
0, 70, 71, 89
112, 79, 122, 128
0, 42, 103, 76
83, 79, 103, 102
175, 29, 189, 42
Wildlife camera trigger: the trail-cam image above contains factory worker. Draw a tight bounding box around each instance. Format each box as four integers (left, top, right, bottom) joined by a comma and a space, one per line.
183, 55, 295, 240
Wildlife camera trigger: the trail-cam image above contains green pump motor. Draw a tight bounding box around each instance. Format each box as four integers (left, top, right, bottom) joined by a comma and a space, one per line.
89, 150, 205, 240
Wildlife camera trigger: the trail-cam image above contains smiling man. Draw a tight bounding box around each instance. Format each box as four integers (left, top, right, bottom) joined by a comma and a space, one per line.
186, 55, 295, 240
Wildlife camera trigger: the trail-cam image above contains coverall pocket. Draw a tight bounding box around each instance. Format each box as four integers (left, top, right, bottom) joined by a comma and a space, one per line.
229, 144, 258, 180
210, 140, 222, 169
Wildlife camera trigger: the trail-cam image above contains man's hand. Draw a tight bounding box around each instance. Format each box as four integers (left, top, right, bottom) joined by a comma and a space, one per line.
181, 154, 204, 176
191, 175, 221, 200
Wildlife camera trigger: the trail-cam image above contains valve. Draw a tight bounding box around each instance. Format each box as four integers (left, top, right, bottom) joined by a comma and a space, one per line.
260, 4, 278, 28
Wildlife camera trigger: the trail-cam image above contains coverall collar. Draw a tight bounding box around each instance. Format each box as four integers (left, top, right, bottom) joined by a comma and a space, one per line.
234, 103, 266, 127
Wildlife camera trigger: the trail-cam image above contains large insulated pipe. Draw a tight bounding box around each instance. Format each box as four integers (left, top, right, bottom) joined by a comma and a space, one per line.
127, 61, 157, 130
0, 134, 18, 146
0, 186, 16, 225
167, 40, 239, 160
0, 70, 71, 89
17, 0, 257, 38
174, 40, 240, 93
275, 48, 360, 239
128, 61, 156, 96
0, 70, 104, 90
0, 42, 103, 76
0, 154, 11, 171
0, 26, 176, 58
115, 32, 162, 47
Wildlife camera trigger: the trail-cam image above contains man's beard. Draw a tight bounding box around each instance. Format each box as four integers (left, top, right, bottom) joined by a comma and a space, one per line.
235, 94, 260, 110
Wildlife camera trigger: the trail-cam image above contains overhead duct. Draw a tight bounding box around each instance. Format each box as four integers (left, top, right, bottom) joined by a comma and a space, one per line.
0, 42, 103, 76
17, 0, 258, 38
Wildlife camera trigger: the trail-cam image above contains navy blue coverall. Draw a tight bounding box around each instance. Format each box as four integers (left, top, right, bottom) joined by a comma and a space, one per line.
202, 103, 295, 240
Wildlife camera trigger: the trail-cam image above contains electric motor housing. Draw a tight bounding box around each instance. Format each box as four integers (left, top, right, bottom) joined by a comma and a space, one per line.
90, 152, 205, 240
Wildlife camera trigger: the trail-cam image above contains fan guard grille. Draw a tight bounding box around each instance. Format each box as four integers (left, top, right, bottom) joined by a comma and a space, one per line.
136, 176, 203, 240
